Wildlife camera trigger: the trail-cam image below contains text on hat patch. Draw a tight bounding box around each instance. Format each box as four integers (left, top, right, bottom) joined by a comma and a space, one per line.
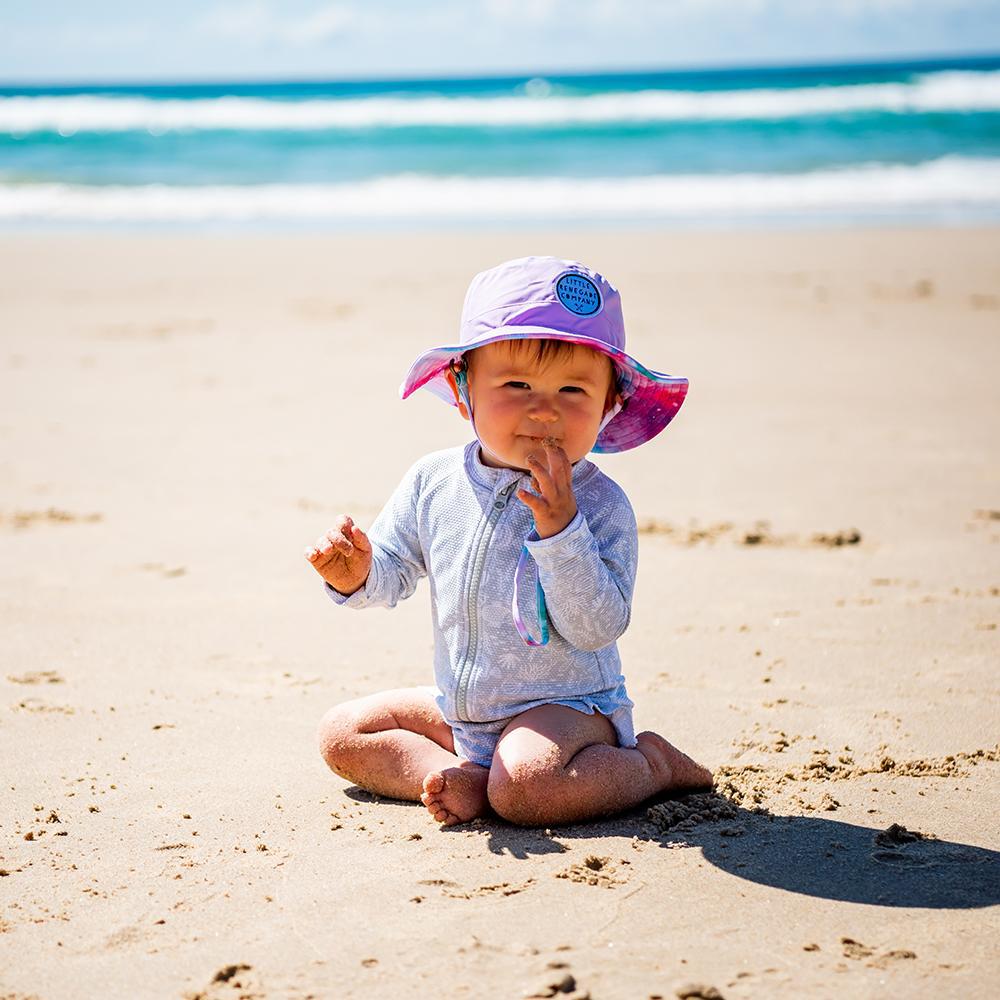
556, 272, 602, 316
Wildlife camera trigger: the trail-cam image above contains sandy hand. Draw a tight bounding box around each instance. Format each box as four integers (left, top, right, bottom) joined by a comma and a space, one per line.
304, 515, 372, 596
518, 438, 578, 539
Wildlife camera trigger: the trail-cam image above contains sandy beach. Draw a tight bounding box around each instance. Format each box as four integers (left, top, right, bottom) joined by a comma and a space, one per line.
1, 227, 998, 999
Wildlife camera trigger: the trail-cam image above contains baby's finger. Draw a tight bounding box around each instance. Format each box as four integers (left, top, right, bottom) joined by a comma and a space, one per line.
325, 528, 353, 554
336, 514, 355, 536
525, 453, 556, 496
308, 543, 338, 571
348, 524, 372, 553
516, 487, 546, 516
304, 546, 319, 562
543, 439, 572, 479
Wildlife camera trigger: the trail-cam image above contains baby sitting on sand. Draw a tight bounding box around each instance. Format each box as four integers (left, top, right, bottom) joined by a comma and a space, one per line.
306, 256, 712, 827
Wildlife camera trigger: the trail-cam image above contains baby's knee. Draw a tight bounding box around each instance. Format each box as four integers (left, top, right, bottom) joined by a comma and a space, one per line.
487, 758, 558, 827
317, 702, 362, 772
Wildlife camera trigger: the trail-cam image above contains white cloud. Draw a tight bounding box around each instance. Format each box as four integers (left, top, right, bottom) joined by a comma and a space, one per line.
282, 4, 357, 45
483, 0, 563, 25
481, 0, 998, 23
197, 1, 270, 44
198, 1, 358, 48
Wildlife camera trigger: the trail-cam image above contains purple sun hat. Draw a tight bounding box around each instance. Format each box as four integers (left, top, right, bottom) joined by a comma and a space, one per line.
399, 256, 688, 453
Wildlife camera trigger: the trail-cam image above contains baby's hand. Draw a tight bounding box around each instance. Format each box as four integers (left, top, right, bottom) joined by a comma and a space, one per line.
518, 438, 578, 539
304, 515, 372, 596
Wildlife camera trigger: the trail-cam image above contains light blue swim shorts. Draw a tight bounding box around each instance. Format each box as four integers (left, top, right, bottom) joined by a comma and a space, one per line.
437, 689, 637, 768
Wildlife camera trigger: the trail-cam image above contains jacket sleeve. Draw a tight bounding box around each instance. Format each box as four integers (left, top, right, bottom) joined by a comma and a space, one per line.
524, 488, 638, 652
324, 460, 427, 610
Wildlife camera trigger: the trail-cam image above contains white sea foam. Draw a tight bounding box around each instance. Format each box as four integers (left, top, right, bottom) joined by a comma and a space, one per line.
1, 157, 998, 223
2, 71, 1000, 133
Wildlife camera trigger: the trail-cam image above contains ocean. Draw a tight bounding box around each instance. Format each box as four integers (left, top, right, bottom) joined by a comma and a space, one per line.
1, 55, 999, 229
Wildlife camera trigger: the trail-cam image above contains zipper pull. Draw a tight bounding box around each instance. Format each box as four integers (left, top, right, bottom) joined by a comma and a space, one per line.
493, 480, 518, 510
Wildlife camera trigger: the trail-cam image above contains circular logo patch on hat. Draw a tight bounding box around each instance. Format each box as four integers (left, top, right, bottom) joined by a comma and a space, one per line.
556, 272, 602, 316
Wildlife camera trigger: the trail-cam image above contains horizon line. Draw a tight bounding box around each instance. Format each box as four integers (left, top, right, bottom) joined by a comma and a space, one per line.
2, 49, 998, 91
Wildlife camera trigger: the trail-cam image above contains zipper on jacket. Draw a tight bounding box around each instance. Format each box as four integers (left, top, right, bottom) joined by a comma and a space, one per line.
455, 479, 519, 721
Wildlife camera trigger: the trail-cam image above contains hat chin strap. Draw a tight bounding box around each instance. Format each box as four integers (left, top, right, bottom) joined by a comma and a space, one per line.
596, 399, 622, 437
453, 363, 477, 437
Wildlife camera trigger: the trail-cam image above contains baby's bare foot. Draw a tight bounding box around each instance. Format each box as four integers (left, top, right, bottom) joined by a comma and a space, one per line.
420, 762, 490, 826
636, 731, 714, 793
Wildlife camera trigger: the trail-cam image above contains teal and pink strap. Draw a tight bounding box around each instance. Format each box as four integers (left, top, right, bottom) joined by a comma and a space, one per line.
513, 543, 550, 647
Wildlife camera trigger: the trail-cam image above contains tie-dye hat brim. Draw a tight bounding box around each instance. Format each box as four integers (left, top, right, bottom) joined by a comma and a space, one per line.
399, 256, 688, 454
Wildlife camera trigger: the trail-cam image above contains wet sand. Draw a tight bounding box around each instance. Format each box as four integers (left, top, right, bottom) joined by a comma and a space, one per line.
1, 228, 998, 999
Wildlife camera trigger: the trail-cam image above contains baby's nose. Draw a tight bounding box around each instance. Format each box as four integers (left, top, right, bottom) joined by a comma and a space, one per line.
529, 404, 559, 423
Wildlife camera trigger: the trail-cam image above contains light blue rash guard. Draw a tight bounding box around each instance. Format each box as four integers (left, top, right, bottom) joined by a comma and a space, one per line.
325, 441, 638, 763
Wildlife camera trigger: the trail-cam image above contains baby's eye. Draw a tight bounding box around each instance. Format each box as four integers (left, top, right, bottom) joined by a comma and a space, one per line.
559, 386, 586, 394
504, 381, 530, 389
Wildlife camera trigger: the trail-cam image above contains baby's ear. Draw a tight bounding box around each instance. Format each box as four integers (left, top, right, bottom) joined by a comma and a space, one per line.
444, 369, 471, 421
604, 384, 623, 415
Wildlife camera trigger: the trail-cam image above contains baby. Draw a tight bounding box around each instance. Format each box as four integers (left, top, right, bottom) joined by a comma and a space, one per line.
306, 256, 712, 827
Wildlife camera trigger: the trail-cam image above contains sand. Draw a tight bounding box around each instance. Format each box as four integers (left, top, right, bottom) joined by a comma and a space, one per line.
0, 227, 998, 999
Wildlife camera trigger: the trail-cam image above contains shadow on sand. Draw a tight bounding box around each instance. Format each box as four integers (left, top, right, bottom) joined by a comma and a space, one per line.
644, 807, 1000, 909
345, 785, 1000, 909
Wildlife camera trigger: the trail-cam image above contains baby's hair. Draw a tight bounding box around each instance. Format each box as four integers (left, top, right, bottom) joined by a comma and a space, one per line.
503, 337, 581, 367
469, 337, 615, 376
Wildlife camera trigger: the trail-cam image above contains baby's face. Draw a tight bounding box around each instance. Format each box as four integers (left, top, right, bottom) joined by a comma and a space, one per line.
462, 339, 615, 471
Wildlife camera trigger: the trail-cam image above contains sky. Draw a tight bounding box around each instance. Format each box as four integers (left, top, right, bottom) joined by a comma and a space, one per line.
1, 0, 999, 83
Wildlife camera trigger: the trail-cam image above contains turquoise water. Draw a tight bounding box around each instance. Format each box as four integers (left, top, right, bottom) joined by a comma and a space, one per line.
2, 56, 999, 227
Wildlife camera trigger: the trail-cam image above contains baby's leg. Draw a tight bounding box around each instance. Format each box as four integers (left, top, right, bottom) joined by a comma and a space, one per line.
487, 705, 712, 827
317, 687, 488, 824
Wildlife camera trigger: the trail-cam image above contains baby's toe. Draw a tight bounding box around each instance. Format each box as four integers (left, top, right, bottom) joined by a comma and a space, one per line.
422, 771, 446, 796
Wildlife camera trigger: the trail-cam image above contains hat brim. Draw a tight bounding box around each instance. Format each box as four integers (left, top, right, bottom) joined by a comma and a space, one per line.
399, 328, 688, 454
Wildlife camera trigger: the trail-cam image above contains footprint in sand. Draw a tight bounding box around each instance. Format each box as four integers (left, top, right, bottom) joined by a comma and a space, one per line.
840, 937, 918, 968
12, 698, 74, 715
138, 562, 187, 579
415, 877, 536, 900
555, 855, 627, 888
184, 963, 261, 1000
1, 508, 102, 530
524, 968, 589, 999
674, 984, 725, 1000
636, 517, 863, 548
841, 937, 874, 960
868, 949, 917, 969
871, 849, 929, 869
443, 878, 536, 899
809, 529, 862, 547
7, 671, 64, 685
